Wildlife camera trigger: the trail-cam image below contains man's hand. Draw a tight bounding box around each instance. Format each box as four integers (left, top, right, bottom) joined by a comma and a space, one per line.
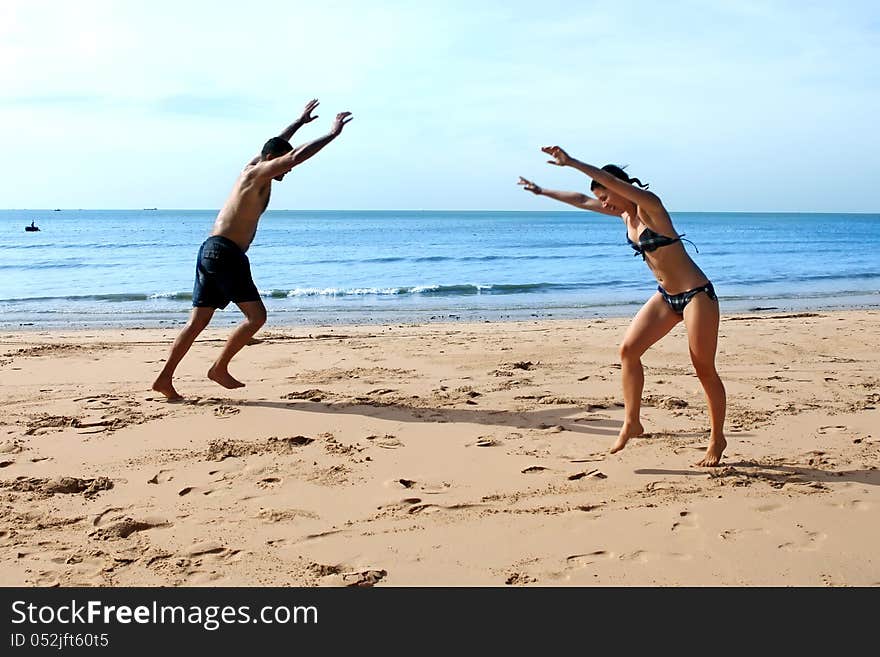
299, 98, 320, 124
331, 112, 353, 135
542, 145, 571, 167
517, 176, 542, 195
277, 100, 320, 141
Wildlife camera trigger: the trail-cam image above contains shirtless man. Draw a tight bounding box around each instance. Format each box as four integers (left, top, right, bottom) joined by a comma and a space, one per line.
152, 99, 353, 400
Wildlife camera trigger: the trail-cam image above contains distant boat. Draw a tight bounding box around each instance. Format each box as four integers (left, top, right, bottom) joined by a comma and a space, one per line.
143, 207, 158, 211
25, 220, 40, 232
53, 208, 61, 211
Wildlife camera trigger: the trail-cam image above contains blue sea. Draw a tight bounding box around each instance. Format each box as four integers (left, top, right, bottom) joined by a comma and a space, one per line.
2, 210, 878, 328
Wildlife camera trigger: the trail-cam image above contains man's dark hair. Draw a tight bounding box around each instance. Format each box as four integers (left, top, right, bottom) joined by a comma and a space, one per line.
262, 137, 293, 158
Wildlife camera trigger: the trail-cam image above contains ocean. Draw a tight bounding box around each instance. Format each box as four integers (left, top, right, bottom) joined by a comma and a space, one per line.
2, 209, 878, 328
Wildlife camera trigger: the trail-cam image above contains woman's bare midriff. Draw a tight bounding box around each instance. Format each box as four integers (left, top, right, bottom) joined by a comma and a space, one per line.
642, 243, 709, 293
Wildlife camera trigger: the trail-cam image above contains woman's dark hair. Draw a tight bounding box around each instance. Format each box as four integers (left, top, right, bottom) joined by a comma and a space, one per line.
261, 136, 293, 158
590, 164, 649, 191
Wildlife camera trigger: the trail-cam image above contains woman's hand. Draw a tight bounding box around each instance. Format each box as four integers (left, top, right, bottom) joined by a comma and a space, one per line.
542, 145, 571, 167
517, 176, 542, 194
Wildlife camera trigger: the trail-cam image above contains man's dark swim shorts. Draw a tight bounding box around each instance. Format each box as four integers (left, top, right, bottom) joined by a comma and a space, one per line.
191, 235, 261, 309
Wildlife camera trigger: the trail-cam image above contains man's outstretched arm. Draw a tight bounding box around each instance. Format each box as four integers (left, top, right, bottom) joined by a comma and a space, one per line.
278, 98, 320, 141
289, 112, 353, 166
250, 112, 354, 180
246, 99, 321, 165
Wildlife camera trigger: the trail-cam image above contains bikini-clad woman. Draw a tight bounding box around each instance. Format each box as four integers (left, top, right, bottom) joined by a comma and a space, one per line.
519, 146, 726, 466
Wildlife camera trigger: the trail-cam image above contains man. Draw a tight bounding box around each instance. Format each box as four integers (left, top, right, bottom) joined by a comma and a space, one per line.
152, 99, 353, 400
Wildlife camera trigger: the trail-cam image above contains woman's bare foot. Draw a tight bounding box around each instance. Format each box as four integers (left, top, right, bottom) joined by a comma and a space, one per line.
610, 420, 644, 454
151, 376, 182, 401
696, 434, 727, 467
208, 366, 245, 390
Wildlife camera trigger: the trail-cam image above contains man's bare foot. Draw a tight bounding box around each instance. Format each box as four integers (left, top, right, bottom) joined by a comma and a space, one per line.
208, 366, 245, 390
696, 435, 727, 467
610, 420, 644, 454
151, 377, 182, 401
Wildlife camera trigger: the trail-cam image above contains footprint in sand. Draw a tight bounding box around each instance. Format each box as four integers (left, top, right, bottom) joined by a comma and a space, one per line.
377, 497, 424, 513
92, 507, 126, 527
282, 436, 315, 447
147, 469, 174, 484
406, 501, 486, 515
285, 389, 328, 402
565, 550, 616, 567
817, 425, 848, 435
258, 508, 320, 522
778, 530, 827, 552
671, 510, 698, 531
618, 550, 693, 563
187, 540, 227, 557
718, 528, 768, 541
834, 499, 872, 511
300, 529, 345, 542
385, 478, 450, 494
568, 469, 607, 481
23, 415, 80, 435
0, 441, 24, 455
213, 405, 241, 418
5, 476, 114, 498
537, 424, 566, 433
505, 572, 538, 585
367, 435, 403, 449
569, 454, 606, 463
320, 568, 388, 588
573, 415, 612, 424
89, 517, 171, 540
178, 486, 215, 497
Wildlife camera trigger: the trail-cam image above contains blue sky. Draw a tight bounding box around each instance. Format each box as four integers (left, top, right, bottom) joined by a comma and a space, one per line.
2, 0, 878, 211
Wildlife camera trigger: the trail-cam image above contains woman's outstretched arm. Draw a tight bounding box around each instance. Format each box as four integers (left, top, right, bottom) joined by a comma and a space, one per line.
541, 146, 663, 210
517, 177, 619, 215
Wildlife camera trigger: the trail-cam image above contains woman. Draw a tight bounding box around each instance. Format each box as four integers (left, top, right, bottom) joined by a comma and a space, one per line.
518, 146, 726, 466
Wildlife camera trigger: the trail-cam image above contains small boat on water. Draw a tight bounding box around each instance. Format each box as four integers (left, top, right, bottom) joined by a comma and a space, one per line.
25, 221, 40, 232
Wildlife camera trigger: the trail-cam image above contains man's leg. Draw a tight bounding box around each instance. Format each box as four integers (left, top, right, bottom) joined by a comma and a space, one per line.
152, 306, 216, 400
207, 299, 267, 389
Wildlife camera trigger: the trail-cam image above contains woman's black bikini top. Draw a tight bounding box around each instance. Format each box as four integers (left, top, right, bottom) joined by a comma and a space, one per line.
627, 227, 698, 260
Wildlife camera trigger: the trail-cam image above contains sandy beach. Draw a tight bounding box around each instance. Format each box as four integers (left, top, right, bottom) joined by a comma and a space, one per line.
1, 309, 878, 587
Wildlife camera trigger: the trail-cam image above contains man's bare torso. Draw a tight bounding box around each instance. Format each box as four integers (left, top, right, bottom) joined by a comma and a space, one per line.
210, 165, 271, 252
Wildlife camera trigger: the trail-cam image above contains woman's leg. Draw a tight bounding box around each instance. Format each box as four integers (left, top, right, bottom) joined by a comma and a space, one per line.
611, 292, 682, 453
682, 292, 727, 466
